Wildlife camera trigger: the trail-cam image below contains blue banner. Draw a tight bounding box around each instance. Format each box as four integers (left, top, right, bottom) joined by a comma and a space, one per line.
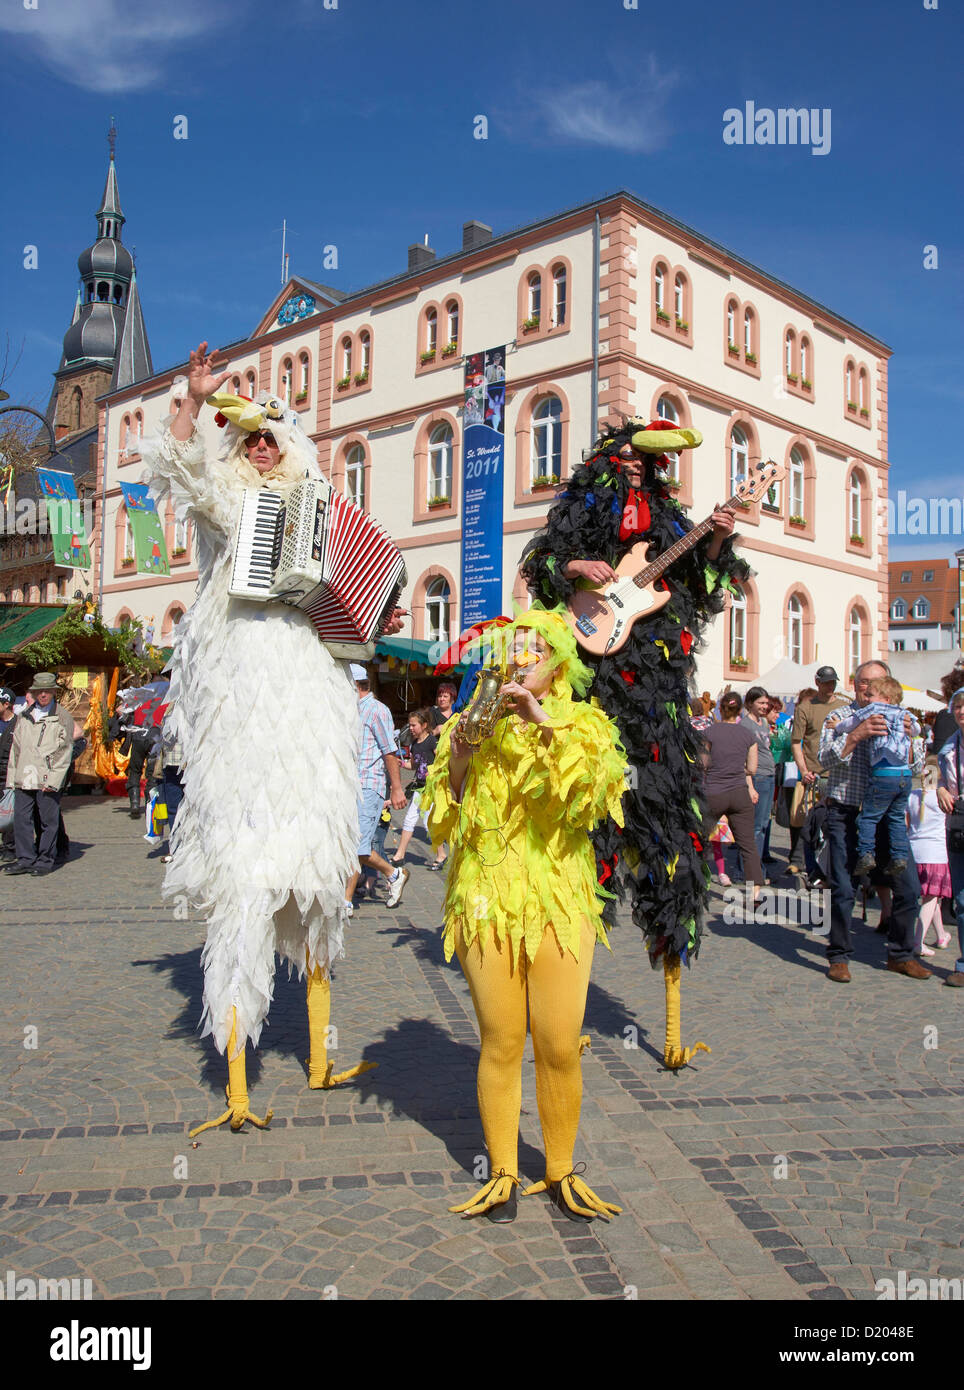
460, 346, 506, 629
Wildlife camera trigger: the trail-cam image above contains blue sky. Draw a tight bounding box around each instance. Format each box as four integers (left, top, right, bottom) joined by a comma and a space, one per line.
1, 0, 960, 558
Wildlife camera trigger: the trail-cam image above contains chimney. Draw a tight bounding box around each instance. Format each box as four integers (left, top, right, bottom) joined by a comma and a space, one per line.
462, 220, 492, 251
408, 240, 436, 271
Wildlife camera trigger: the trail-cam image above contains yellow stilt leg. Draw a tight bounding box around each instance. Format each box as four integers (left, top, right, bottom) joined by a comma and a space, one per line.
662, 953, 710, 1070
188, 1009, 274, 1138
306, 964, 376, 1089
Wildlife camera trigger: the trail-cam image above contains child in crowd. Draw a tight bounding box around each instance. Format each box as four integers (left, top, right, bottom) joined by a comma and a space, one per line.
905, 758, 953, 956
843, 675, 913, 876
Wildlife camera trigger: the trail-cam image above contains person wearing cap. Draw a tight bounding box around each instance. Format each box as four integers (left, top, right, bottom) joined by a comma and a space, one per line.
344, 664, 409, 908
3, 673, 75, 876
0, 686, 18, 860
787, 666, 847, 877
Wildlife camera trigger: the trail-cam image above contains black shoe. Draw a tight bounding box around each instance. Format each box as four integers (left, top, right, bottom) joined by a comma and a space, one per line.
485, 1188, 518, 1223
5, 863, 34, 875
31, 866, 53, 876
547, 1179, 592, 1222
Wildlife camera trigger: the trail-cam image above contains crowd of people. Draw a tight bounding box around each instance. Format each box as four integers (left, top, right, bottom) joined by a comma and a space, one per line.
691, 659, 964, 989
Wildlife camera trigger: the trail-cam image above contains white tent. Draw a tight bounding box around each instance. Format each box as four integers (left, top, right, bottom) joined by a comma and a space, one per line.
900, 686, 944, 713
723, 658, 823, 697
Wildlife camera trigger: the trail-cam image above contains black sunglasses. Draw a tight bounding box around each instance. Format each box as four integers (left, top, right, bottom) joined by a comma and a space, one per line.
246, 431, 278, 448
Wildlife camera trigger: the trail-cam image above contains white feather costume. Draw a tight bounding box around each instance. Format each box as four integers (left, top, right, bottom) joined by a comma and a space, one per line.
141, 396, 361, 1058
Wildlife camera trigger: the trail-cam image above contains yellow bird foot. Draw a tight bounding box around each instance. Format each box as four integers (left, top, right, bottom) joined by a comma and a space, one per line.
448, 1171, 519, 1218
188, 1085, 274, 1139
524, 1172, 622, 1220
662, 1041, 711, 1070
307, 1058, 378, 1090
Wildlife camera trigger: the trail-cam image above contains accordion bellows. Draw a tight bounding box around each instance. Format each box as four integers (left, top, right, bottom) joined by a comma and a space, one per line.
142, 428, 364, 1056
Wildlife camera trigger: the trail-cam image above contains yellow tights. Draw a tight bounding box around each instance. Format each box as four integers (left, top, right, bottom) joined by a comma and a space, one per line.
450, 922, 619, 1217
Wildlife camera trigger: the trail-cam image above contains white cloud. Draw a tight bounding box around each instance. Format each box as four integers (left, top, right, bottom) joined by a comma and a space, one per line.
0, 0, 234, 93
522, 55, 679, 154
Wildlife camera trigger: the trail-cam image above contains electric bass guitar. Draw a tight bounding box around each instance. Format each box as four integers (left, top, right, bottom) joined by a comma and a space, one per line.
567, 460, 785, 657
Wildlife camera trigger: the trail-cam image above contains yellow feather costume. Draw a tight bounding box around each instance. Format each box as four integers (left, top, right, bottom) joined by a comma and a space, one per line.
426, 608, 627, 1220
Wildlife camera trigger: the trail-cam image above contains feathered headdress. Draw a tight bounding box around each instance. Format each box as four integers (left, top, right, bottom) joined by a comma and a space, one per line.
205, 390, 321, 484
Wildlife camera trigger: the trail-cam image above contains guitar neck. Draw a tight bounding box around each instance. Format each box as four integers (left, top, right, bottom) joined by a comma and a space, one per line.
632, 494, 741, 590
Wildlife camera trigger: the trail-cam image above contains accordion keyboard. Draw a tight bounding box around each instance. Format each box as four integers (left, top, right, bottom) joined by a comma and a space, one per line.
229, 489, 283, 599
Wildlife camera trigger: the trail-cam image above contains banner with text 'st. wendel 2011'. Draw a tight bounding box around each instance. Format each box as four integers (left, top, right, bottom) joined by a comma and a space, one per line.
459, 345, 506, 630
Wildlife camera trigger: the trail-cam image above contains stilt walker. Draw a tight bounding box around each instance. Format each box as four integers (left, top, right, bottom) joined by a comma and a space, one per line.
521, 418, 751, 1067
142, 345, 389, 1135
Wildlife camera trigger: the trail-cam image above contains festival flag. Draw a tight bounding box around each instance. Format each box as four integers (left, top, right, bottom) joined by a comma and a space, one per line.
460, 345, 506, 628
36, 468, 91, 569
118, 481, 170, 576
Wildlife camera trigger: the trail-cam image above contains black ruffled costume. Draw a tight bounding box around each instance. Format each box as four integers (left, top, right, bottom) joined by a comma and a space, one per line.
522, 420, 750, 968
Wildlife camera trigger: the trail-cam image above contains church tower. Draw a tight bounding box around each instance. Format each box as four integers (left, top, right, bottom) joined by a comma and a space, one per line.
51, 122, 152, 441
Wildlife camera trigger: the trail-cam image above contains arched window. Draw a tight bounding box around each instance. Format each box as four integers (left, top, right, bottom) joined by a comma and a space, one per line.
428, 424, 453, 503
298, 352, 310, 395
846, 361, 855, 404
123, 509, 135, 561
743, 307, 753, 354
859, 367, 869, 410
425, 308, 438, 354
425, 577, 451, 645
726, 299, 736, 347
134, 410, 144, 440
552, 264, 567, 328
86, 281, 94, 303
97, 282, 109, 302
28, 584, 40, 604
849, 607, 863, 678
341, 337, 352, 379
280, 357, 293, 402
800, 337, 810, 383
913, 597, 929, 619
891, 598, 906, 620
527, 272, 541, 322
730, 586, 747, 665
173, 517, 189, 554
654, 265, 665, 313
57, 575, 67, 599
674, 273, 684, 320
656, 394, 680, 481
729, 425, 749, 494
245, 370, 257, 399
785, 330, 794, 375
531, 395, 563, 483
787, 595, 803, 663
446, 300, 459, 347
71, 387, 83, 431
358, 331, 370, 378
230, 375, 241, 393
345, 444, 366, 510
112, 285, 123, 304
849, 472, 862, 538
171, 607, 185, 628
789, 447, 806, 520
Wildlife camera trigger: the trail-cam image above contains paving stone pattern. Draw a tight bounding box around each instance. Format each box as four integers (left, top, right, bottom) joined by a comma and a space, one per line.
0, 798, 961, 1300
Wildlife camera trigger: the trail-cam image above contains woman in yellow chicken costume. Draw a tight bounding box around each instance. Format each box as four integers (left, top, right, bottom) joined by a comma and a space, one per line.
425, 607, 627, 1222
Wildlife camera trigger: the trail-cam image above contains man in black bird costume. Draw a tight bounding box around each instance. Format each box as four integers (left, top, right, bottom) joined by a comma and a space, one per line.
521, 416, 751, 1067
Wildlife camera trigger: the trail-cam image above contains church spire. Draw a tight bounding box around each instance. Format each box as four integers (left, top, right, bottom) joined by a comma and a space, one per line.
97, 117, 124, 239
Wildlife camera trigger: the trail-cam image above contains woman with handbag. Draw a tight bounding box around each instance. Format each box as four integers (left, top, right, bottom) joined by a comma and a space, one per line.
936, 688, 964, 988
391, 708, 437, 865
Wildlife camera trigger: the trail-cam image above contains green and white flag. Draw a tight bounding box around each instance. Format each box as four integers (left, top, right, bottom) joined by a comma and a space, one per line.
37, 468, 91, 569
119, 482, 170, 576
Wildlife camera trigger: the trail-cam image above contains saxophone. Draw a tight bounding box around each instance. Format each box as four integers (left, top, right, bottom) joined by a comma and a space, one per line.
455, 668, 512, 746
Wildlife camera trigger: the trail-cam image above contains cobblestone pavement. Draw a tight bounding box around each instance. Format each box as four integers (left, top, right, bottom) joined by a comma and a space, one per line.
1, 797, 961, 1301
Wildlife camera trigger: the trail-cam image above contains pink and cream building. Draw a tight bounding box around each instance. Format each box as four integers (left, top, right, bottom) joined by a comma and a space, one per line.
95, 191, 891, 683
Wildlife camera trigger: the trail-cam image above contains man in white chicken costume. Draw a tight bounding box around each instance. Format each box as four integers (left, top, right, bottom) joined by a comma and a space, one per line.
142, 344, 405, 1135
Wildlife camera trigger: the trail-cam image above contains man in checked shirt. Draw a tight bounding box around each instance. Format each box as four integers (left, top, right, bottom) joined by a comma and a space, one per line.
819, 660, 929, 983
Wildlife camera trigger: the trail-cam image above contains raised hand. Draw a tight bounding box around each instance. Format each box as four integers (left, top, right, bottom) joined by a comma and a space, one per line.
186, 341, 231, 404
